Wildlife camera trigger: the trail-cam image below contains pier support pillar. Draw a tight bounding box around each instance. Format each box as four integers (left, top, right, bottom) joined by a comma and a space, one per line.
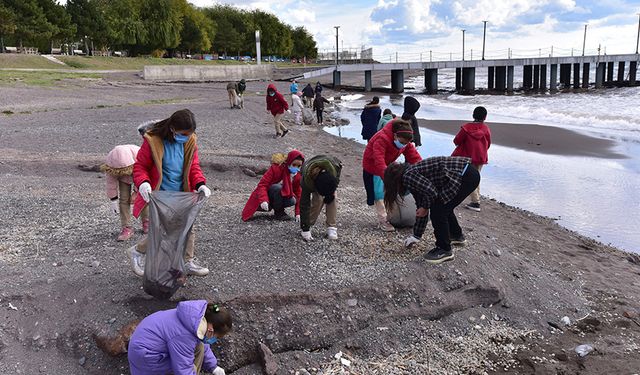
533, 65, 540, 90
523, 65, 533, 90
488, 67, 495, 90
550, 64, 558, 91
606, 61, 614, 82
424, 68, 438, 94
595, 63, 605, 88
617, 62, 625, 83
332, 70, 341, 89
462, 67, 475, 94
364, 70, 372, 92
507, 65, 514, 93
560, 63, 571, 87
540, 64, 547, 90
495, 66, 506, 91
573, 63, 580, 89
629, 61, 637, 85
582, 63, 590, 88
391, 69, 404, 93
455, 68, 462, 91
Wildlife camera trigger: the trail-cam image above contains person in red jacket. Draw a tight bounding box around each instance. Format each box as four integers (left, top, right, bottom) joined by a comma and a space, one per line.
266, 84, 290, 138
126, 109, 212, 278
451, 106, 491, 212
362, 119, 422, 231
242, 150, 305, 221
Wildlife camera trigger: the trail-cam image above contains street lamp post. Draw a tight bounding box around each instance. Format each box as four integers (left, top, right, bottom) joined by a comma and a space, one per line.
481, 20, 488, 60
334, 26, 340, 68
462, 29, 466, 61
582, 24, 588, 56
636, 13, 640, 54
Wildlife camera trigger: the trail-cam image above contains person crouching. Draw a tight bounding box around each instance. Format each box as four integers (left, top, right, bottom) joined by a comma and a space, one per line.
299, 155, 342, 241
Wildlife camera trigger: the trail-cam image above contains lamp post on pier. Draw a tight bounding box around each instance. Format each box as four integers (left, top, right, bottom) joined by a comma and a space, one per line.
334, 26, 340, 67
582, 24, 588, 56
481, 20, 488, 60
462, 29, 466, 61
636, 13, 640, 54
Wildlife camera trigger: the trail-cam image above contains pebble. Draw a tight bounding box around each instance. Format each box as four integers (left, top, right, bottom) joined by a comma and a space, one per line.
561, 316, 571, 326
108, 318, 116, 324
492, 248, 502, 257
90, 261, 100, 268
266, 334, 275, 341
78, 357, 86, 366
297, 369, 311, 375
346, 299, 358, 307
46, 278, 53, 285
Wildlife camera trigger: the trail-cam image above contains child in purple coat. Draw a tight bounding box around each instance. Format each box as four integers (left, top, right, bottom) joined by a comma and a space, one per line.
128, 300, 232, 375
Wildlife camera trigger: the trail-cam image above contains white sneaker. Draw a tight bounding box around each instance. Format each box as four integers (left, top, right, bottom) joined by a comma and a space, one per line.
326, 227, 338, 240
185, 259, 209, 276
125, 245, 145, 278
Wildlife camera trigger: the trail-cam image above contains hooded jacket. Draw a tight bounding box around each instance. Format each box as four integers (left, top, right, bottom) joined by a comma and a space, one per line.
103, 144, 140, 199
300, 155, 342, 231
451, 122, 491, 164
242, 150, 305, 221
266, 84, 289, 115
302, 84, 314, 98
377, 113, 394, 131
360, 103, 382, 140
132, 133, 206, 218
362, 120, 422, 177
127, 300, 218, 375
401, 97, 422, 147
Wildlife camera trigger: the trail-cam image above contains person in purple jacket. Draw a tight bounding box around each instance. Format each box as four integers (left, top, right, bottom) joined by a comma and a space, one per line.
128, 300, 232, 375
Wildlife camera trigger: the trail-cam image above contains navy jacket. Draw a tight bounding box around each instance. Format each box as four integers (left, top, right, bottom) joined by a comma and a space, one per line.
360, 104, 382, 140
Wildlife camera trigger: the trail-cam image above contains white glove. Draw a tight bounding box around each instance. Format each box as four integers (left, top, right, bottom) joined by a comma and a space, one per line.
197, 185, 211, 197
109, 199, 119, 214
212, 367, 226, 375
404, 235, 420, 248
260, 202, 269, 211
295, 215, 300, 222
286, 109, 291, 114
138, 182, 152, 203
301, 231, 313, 241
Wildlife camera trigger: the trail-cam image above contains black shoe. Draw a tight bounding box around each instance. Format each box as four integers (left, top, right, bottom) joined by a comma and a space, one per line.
424, 247, 454, 264
450, 234, 466, 246
281, 129, 290, 137
465, 202, 481, 212
273, 211, 292, 221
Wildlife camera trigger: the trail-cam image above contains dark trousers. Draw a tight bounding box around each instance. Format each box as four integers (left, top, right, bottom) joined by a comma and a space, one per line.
316, 109, 323, 123
430, 165, 480, 251
362, 169, 375, 206
268, 184, 296, 214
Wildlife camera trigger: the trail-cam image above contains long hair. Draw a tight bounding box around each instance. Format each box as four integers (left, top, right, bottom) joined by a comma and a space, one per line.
204, 303, 232, 336
146, 109, 196, 142
384, 162, 409, 211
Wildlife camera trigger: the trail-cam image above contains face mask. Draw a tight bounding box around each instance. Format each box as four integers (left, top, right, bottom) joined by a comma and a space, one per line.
394, 139, 405, 149
269, 92, 275, 97
202, 336, 218, 345
174, 133, 189, 144
289, 166, 300, 174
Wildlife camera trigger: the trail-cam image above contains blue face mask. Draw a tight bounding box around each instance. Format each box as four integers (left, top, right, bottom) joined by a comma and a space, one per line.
202, 336, 218, 345
269, 92, 275, 97
289, 166, 300, 174
174, 133, 190, 144
394, 139, 405, 149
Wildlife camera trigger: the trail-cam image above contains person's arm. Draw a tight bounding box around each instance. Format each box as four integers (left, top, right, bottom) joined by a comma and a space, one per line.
453, 127, 465, 146
106, 174, 118, 199
403, 143, 422, 164
202, 344, 218, 373
133, 139, 153, 188
323, 97, 330, 104
188, 146, 207, 191
293, 176, 302, 216
486, 126, 491, 149
276, 92, 289, 111
411, 118, 422, 146
266, 96, 271, 112
371, 139, 389, 177
167, 337, 198, 375
300, 183, 312, 231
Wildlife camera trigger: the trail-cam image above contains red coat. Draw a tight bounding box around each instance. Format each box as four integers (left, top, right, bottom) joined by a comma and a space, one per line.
266, 83, 289, 115
362, 120, 422, 177
451, 122, 491, 164
132, 133, 206, 218
242, 150, 305, 221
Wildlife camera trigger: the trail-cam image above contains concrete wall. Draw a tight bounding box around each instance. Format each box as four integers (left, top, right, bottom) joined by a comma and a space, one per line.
143, 64, 273, 81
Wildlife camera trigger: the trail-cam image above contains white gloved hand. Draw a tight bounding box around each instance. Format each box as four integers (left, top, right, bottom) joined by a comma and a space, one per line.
286, 109, 291, 114
295, 215, 300, 222
197, 185, 211, 197
260, 202, 269, 211
301, 231, 313, 241
404, 235, 420, 248
212, 367, 226, 375
138, 182, 152, 203
109, 199, 119, 214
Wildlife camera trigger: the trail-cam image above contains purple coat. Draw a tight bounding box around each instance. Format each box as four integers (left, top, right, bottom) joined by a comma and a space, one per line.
128, 300, 218, 375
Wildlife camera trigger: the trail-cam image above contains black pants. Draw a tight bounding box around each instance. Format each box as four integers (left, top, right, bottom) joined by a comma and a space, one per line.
267, 184, 296, 214
316, 109, 323, 124
430, 165, 480, 251
362, 169, 376, 206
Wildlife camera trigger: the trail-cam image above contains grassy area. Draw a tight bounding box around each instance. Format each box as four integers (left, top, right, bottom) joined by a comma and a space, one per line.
0, 70, 102, 86
56, 56, 245, 70
0, 54, 66, 69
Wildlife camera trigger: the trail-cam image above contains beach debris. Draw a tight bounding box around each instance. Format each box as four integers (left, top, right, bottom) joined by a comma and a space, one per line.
561, 316, 571, 326
346, 298, 358, 307
258, 343, 278, 375
575, 344, 593, 357
8, 303, 17, 311
547, 321, 563, 331
90, 260, 100, 268
78, 356, 86, 366
340, 358, 351, 367
334, 351, 343, 360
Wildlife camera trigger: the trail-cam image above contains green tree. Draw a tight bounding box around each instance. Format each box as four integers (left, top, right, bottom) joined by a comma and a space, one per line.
291, 26, 317, 59
101, 0, 147, 53
37, 0, 76, 52
3, 0, 55, 48
0, 3, 17, 52
66, 0, 110, 53
252, 10, 292, 57
178, 3, 215, 54
140, 0, 183, 53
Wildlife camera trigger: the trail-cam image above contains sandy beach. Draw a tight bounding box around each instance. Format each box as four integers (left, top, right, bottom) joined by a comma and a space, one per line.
0, 75, 639, 374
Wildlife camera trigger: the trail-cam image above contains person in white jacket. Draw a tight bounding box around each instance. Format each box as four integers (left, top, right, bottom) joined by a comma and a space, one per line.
291, 92, 305, 125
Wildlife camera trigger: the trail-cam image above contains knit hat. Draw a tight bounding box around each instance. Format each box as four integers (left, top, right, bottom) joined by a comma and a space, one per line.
314, 171, 337, 204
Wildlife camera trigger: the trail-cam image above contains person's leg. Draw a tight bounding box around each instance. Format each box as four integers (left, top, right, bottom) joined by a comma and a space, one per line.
274, 113, 287, 135
272, 114, 282, 136
183, 228, 208, 276
445, 165, 481, 239
118, 180, 132, 228
469, 163, 483, 204
227, 89, 234, 108
267, 184, 284, 212
318, 110, 323, 124
309, 192, 324, 227
183, 228, 195, 262
135, 236, 147, 254
139, 205, 149, 233
325, 194, 337, 228
194, 342, 205, 375
363, 170, 375, 206
429, 201, 452, 251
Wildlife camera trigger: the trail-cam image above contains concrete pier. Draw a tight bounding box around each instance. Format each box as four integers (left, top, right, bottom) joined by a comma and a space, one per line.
560, 64, 571, 87
333, 70, 341, 88
495, 66, 506, 91
533, 65, 540, 90
523, 65, 533, 90
596, 63, 605, 88
540, 65, 547, 90
488, 67, 495, 90
618, 62, 625, 82
462, 67, 475, 93
550, 64, 558, 91
364, 70, 372, 92
425, 68, 438, 94
507, 65, 514, 93
582, 63, 590, 88
607, 62, 614, 82
630, 61, 637, 84
391, 69, 404, 93
455, 68, 462, 91
573, 63, 580, 89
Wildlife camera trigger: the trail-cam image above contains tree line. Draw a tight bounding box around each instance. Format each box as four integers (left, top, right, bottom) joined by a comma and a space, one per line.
0, 0, 318, 58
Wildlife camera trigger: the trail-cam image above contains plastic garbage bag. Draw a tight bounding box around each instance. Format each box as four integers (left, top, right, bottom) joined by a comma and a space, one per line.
302, 108, 314, 125
143, 191, 207, 300
575, 344, 593, 357
388, 193, 417, 228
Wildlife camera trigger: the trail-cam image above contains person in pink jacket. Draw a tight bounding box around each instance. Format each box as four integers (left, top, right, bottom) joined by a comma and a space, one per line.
101, 145, 149, 241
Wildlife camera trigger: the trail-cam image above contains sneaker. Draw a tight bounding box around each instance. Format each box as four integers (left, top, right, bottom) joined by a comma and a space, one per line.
327, 226, 338, 240
466, 202, 481, 212
117, 227, 134, 242
450, 234, 467, 246
274, 133, 282, 139
142, 219, 150, 234
185, 259, 209, 276
125, 245, 145, 277
378, 220, 395, 232
274, 212, 292, 221
281, 129, 289, 137
424, 247, 454, 264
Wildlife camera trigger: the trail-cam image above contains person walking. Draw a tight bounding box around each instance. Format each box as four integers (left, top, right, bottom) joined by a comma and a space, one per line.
226, 81, 239, 109
402, 96, 422, 147
236, 79, 246, 109
266, 84, 290, 138
302, 83, 314, 108
377, 108, 395, 131
313, 92, 330, 125
451, 106, 491, 212
299, 155, 342, 241
126, 109, 212, 278
292, 92, 304, 125
362, 119, 422, 231
383, 156, 480, 264
360, 97, 382, 141
289, 79, 299, 104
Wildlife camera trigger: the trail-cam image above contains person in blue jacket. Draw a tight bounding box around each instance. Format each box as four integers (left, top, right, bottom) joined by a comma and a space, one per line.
360, 96, 381, 141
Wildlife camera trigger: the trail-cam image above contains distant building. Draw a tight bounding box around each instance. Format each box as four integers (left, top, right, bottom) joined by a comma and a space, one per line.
317, 47, 375, 64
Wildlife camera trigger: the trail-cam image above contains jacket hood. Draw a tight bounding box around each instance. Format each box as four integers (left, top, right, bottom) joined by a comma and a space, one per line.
403, 96, 421, 116
105, 144, 140, 169
381, 113, 393, 120
267, 83, 277, 92
364, 103, 380, 109
176, 300, 208, 336
286, 149, 305, 166
462, 122, 489, 139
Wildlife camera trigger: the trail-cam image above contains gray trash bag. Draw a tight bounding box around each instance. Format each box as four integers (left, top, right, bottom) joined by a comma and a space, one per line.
143, 191, 207, 300
388, 193, 417, 228
302, 108, 314, 125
